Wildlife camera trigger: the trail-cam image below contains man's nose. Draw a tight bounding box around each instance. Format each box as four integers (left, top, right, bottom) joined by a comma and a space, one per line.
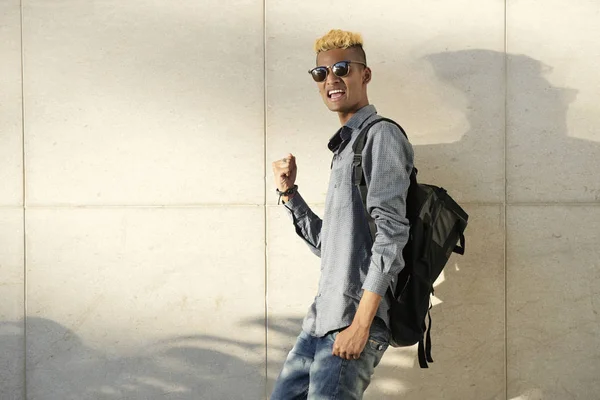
325, 68, 341, 85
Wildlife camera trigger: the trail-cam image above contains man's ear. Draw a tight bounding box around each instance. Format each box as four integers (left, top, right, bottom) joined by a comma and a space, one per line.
363, 67, 372, 84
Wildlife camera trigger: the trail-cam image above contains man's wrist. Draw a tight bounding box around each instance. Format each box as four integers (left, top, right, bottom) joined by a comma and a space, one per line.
351, 320, 371, 331
352, 311, 373, 330
277, 185, 298, 205
276, 185, 298, 196
282, 192, 297, 203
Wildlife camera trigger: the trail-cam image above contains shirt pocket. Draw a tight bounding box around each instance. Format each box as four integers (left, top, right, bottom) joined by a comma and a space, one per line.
328, 162, 354, 210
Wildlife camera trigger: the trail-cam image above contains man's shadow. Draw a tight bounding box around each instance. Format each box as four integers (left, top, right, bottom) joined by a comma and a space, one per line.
418, 50, 588, 202
357, 49, 589, 399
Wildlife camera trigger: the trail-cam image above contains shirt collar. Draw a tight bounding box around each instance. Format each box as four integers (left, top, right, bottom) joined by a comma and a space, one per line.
344, 104, 378, 130
327, 104, 378, 153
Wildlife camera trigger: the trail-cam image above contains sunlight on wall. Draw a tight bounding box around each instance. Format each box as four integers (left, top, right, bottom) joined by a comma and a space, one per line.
373, 377, 410, 396
509, 388, 544, 400
510, 1, 600, 143
379, 349, 416, 369
375, 59, 471, 146
430, 262, 459, 306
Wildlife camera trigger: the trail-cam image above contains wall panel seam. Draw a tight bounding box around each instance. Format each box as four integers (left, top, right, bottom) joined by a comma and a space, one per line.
19, 0, 27, 398
262, 0, 269, 398
503, 0, 509, 398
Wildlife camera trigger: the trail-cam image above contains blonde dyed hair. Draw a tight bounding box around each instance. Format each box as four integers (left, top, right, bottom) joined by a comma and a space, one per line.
314, 29, 364, 54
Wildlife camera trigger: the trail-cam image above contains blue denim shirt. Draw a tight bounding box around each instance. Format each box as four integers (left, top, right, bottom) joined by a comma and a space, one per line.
284, 104, 414, 338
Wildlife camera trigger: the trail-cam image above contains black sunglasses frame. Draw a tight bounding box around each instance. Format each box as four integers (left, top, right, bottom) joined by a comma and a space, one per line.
308, 60, 368, 82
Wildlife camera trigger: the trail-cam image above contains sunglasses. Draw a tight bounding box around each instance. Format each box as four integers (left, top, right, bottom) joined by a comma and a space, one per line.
308, 60, 367, 82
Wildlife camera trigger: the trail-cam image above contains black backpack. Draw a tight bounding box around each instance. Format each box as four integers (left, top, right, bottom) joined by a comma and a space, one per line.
352, 117, 469, 368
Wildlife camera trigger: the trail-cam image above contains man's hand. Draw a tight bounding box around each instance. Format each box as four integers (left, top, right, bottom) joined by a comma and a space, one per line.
332, 290, 383, 360
332, 324, 370, 360
272, 153, 297, 193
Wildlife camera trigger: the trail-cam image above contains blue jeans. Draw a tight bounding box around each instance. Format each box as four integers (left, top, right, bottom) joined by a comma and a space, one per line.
270, 325, 389, 400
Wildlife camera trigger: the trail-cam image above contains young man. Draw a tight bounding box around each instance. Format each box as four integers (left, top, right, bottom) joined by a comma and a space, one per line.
270, 29, 414, 399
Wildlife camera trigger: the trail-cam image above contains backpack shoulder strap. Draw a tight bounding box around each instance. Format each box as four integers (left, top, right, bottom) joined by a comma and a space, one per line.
351, 117, 412, 241
351, 117, 409, 189
352, 117, 408, 162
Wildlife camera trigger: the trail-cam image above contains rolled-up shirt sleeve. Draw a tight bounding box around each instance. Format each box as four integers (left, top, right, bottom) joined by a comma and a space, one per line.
283, 191, 323, 257
360, 122, 414, 296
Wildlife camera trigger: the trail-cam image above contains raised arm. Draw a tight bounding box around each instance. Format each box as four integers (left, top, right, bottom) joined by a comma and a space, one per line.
272, 154, 323, 257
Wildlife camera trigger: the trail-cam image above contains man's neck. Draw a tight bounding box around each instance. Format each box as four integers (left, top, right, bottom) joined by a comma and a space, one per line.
337, 100, 370, 126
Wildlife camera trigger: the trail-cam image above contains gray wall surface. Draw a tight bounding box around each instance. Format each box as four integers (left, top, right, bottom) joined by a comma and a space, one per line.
1, 0, 599, 399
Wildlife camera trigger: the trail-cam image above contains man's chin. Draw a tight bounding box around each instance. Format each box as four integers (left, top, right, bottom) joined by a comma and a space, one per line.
322, 95, 354, 113
325, 101, 347, 113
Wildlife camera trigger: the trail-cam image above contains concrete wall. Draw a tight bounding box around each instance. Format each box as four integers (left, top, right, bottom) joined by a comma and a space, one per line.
1, 0, 598, 399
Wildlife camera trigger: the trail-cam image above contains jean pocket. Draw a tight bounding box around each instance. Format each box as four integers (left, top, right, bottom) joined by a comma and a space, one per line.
328, 329, 343, 342
366, 336, 389, 352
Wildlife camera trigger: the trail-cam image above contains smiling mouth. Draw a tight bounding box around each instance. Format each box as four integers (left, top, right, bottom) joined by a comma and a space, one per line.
327, 89, 346, 101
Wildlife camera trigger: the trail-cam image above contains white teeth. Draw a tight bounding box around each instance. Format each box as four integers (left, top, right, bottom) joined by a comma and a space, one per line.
328, 89, 345, 95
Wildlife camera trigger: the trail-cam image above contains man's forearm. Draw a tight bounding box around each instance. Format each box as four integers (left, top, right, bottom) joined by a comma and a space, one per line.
283, 191, 323, 257
352, 290, 382, 330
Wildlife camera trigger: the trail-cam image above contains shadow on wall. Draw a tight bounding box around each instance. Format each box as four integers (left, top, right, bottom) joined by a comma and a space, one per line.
0, 316, 306, 400
371, 48, 586, 400
419, 49, 590, 201
1, 317, 267, 400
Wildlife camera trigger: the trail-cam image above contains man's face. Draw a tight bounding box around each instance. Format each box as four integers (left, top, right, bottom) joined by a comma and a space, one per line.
314, 48, 370, 113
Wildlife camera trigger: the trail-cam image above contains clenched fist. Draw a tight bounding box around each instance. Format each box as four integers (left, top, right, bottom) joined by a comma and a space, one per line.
272, 153, 297, 194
